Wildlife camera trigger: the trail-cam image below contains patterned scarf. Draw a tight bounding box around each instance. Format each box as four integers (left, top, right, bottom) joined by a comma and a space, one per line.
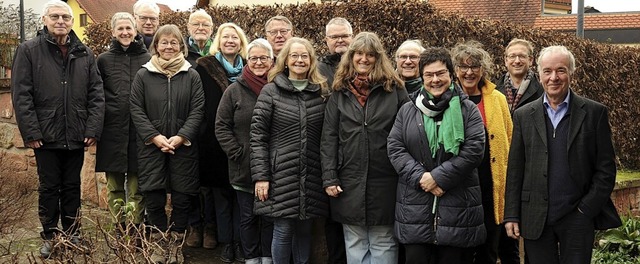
348, 74, 371, 106
215, 52, 244, 83
415, 84, 464, 157
150, 53, 186, 78
190, 38, 212, 57
503, 70, 535, 112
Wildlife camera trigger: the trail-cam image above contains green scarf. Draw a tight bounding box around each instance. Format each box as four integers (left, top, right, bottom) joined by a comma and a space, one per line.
190, 38, 212, 57
421, 85, 465, 157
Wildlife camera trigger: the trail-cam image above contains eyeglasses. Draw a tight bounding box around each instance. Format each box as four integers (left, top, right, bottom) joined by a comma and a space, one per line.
506, 54, 529, 61
48, 14, 72, 22
423, 70, 449, 81
137, 16, 159, 22
248, 56, 271, 64
189, 23, 212, 28
397, 55, 419, 62
457, 64, 482, 73
266, 28, 292, 36
289, 54, 310, 61
158, 41, 181, 48
327, 34, 352, 40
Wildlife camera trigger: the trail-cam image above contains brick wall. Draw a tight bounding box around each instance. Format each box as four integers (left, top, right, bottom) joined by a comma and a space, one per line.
0, 78, 107, 208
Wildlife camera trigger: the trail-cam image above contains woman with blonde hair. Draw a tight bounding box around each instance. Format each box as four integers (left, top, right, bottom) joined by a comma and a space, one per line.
194, 22, 249, 262
321, 32, 409, 263
250, 37, 329, 264
130, 24, 204, 263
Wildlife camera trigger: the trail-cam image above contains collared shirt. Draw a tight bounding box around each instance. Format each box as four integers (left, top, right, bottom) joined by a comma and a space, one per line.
543, 91, 571, 128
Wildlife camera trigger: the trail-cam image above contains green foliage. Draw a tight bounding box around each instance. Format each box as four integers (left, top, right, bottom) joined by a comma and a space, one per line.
593, 216, 640, 263
84, 0, 640, 169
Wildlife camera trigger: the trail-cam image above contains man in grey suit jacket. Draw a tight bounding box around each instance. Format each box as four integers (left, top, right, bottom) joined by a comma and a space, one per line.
504, 45, 621, 264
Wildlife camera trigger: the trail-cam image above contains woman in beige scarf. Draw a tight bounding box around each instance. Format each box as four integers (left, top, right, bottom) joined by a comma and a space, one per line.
130, 24, 205, 264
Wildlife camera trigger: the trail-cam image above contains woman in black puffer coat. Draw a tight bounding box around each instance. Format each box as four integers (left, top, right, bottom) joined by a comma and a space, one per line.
250, 37, 329, 264
387, 47, 486, 264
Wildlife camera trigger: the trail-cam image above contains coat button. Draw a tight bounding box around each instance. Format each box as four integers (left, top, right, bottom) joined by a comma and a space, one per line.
490, 134, 494, 139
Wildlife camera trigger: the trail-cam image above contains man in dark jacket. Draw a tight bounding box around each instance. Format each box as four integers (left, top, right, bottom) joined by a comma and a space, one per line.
185, 10, 214, 68
11, 0, 104, 258
133, 0, 160, 49
318, 17, 353, 88
504, 46, 620, 264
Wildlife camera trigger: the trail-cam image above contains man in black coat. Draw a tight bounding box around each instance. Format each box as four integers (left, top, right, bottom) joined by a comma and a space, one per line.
318, 17, 353, 88
11, 0, 104, 258
504, 45, 621, 264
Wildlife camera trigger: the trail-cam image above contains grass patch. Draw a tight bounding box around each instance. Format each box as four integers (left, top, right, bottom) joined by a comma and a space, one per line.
617, 171, 640, 182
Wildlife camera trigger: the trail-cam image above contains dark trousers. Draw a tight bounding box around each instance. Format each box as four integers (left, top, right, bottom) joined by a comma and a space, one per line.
524, 209, 594, 264
499, 224, 524, 264
35, 148, 84, 239
213, 186, 240, 243
473, 210, 500, 264
188, 186, 216, 226
237, 190, 273, 259
404, 243, 473, 264
145, 189, 192, 233
325, 213, 346, 264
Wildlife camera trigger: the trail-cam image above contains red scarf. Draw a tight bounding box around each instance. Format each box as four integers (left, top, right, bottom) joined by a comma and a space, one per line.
242, 66, 268, 96
348, 74, 371, 106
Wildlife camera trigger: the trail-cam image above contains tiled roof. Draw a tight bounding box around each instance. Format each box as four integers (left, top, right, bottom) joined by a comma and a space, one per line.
76, 0, 173, 23
534, 13, 640, 30
429, 0, 640, 30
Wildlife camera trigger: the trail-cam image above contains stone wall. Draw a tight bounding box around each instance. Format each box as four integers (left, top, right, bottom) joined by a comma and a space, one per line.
612, 180, 640, 216
0, 78, 107, 208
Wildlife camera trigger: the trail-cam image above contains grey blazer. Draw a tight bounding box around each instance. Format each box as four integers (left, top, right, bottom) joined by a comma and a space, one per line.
504, 90, 621, 240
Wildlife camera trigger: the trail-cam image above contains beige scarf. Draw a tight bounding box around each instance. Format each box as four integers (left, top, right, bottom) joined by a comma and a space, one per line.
150, 54, 186, 78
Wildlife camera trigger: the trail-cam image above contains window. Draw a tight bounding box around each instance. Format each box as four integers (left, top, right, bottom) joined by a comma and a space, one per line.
80, 14, 88, 27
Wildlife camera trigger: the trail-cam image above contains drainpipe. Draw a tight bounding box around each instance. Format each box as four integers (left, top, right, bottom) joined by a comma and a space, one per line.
577, 0, 584, 38
20, 0, 25, 43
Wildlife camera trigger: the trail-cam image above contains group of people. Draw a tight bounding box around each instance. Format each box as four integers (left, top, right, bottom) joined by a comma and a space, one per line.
11, 0, 622, 264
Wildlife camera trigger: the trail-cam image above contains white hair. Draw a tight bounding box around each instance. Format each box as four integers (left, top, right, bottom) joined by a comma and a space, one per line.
42, 0, 73, 17
325, 17, 352, 35
247, 38, 274, 59
133, 0, 160, 16
188, 9, 212, 24
395, 39, 426, 57
537, 45, 576, 75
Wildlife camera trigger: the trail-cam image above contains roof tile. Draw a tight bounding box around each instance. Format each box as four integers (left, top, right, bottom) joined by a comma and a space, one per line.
77, 0, 173, 23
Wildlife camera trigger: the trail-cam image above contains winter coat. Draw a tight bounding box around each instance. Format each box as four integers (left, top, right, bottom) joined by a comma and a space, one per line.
95, 36, 150, 173
194, 55, 231, 187
494, 73, 544, 113
250, 73, 329, 219
130, 59, 204, 194
11, 27, 104, 150
318, 53, 341, 88
387, 88, 486, 247
215, 75, 259, 191
321, 82, 410, 226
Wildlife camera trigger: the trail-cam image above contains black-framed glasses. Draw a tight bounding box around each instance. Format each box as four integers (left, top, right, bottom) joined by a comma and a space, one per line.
48, 14, 72, 22
248, 56, 271, 64
327, 34, 352, 40
266, 28, 292, 36
423, 70, 449, 81
457, 64, 482, 73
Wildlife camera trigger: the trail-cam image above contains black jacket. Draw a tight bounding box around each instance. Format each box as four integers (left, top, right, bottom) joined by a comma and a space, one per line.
388, 88, 486, 247
321, 82, 410, 226
215, 75, 259, 191
95, 36, 150, 173
130, 60, 204, 194
318, 53, 341, 88
494, 73, 544, 113
195, 55, 231, 187
250, 73, 329, 219
11, 27, 104, 150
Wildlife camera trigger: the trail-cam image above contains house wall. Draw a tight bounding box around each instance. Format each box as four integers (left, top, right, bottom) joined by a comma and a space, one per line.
67, 0, 94, 42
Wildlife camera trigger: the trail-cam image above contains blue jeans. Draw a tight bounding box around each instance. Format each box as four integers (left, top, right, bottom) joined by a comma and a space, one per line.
271, 218, 313, 264
342, 224, 397, 264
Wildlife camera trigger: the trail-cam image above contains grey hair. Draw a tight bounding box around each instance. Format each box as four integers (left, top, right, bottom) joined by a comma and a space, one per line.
247, 38, 274, 59
395, 39, 426, 58
42, 0, 73, 17
537, 45, 576, 75
264, 15, 293, 31
133, 0, 160, 16
325, 17, 352, 35
110, 12, 136, 29
188, 9, 212, 24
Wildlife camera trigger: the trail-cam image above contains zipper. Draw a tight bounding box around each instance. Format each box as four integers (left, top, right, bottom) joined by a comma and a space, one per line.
167, 76, 172, 134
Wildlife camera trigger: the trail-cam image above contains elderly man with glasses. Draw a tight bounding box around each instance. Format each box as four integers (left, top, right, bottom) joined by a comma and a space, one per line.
133, 0, 160, 49
11, 0, 104, 258
318, 17, 353, 89
264, 16, 294, 58
185, 9, 214, 68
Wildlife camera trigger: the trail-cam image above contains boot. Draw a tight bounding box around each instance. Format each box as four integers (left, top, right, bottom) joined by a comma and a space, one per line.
148, 232, 167, 264
234, 241, 245, 262
185, 224, 202, 247
202, 222, 218, 249
167, 231, 185, 264
220, 243, 234, 263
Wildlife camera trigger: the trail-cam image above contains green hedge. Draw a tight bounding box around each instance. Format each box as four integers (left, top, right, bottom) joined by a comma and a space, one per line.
85, 0, 640, 169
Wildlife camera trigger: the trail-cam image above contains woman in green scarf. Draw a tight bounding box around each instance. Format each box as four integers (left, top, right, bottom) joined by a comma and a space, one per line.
387, 47, 487, 264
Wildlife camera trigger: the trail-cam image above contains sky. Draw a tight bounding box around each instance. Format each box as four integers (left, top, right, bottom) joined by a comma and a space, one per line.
4, 0, 640, 15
